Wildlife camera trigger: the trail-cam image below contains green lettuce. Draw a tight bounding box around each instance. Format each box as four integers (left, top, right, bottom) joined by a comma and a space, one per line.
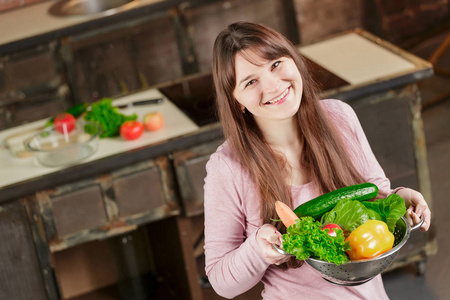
360, 193, 406, 232
320, 198, 381, 234
282, 216, 350, 265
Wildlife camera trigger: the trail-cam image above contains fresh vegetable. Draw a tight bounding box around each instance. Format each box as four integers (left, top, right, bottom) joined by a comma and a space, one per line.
143, 112, 164, 131
275, 201, 299, 228
120, 121, 144, 140
282, 216, 350, 265
84, 99, 137, 138
345, 220, 394, 260
320, 198, 381, 235
46, 103, 88, 127
321, 194, 406, 235
53, 113, 76, 134
322, 224, 341, 237
361, 193, 406, 232
293, 183, 378, 219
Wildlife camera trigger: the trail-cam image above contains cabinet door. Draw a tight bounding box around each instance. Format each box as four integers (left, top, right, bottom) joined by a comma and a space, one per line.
0, 42, 68, 130
36, 156, 179, 252
351, 87, 419, 190
172, 139, 224, 217
0, 201, 48, 300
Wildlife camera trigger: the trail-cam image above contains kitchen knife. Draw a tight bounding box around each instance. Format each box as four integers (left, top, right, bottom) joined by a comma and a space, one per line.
115, 98, 163, 109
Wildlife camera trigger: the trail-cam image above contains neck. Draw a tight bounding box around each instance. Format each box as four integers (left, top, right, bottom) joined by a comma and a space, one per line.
258, 117, 300, 150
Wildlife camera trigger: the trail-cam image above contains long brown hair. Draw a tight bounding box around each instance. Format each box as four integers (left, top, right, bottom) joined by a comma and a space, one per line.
212, 22, 365, 267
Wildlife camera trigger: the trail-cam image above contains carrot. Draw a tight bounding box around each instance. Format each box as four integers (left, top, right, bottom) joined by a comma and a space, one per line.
275, 201, 299, 228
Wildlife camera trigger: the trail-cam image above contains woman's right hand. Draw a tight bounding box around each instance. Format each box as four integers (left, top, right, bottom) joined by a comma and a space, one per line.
256, 224, 291, 265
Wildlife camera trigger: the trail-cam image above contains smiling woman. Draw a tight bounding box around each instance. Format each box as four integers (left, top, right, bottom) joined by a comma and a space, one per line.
233, 51, 302, 126
202, 21, 431, 299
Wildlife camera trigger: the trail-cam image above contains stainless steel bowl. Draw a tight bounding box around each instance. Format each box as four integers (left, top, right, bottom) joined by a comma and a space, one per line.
24, 120, 101, 167
49, 0, 140, 17
273, 216, 424, 286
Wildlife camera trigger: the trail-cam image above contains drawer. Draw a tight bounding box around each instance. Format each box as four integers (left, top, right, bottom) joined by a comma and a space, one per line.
36, 156, 180, 252
110, 156, 179, 220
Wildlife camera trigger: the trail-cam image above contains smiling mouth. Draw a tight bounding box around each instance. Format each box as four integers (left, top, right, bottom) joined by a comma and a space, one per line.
265, 87, 290, 105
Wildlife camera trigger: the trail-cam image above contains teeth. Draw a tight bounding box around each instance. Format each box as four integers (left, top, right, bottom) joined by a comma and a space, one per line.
267, 88, 289, 104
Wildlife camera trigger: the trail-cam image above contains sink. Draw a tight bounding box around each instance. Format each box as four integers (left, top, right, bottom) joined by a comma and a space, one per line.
49, 0, 140, 17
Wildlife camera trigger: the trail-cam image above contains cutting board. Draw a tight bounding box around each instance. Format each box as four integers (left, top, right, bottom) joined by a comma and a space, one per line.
0, 89, 199, 188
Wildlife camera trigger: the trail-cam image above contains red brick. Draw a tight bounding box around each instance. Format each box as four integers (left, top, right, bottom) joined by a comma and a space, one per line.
0, 0, 21, 12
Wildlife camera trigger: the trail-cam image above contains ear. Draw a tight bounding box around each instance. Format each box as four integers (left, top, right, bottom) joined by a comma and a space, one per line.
240, 104, 246, 113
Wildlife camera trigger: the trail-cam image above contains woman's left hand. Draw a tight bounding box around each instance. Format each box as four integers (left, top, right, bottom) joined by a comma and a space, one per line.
395, 188, 431, 232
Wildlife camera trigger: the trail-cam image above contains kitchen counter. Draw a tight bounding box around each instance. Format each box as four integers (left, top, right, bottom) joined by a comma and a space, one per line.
0, 29, 434, 205
0, 0, 185, 55
0, 88, 207, 203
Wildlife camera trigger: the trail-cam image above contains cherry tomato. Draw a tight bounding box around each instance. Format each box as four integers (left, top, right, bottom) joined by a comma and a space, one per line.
322, 224, 341, 237
54, 113, 76, 134
120, 121, 144, 140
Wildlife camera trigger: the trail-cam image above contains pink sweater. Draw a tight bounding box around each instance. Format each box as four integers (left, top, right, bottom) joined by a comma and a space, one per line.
203, 99, 391, 299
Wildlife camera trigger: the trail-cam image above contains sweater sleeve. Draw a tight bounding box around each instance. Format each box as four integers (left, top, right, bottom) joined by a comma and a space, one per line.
333, 100, 393, 196
203, 153, 270, 298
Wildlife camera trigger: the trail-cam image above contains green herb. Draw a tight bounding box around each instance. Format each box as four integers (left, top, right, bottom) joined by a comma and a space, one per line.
282, 216, 351, 265
84, 98, 137, 138
361, 194, 406, 232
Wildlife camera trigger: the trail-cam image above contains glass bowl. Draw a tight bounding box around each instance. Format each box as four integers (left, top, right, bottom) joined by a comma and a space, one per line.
24, 120, 101, 167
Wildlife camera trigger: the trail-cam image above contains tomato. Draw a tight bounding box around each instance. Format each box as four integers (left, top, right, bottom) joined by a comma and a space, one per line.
54, 113, 76, 134
143, 112, 164, 131
120, 121, 144, 140
322, 224, 341, 237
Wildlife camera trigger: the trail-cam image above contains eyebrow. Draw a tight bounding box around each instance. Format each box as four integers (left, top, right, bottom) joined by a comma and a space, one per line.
238, 74, 254, 88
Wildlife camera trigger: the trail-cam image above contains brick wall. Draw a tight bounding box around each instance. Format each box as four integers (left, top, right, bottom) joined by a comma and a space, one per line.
362, 0, 449, 46
294, 0, 363, 44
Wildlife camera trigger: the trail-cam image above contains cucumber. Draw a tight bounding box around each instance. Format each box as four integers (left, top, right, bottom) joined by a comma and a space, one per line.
293, 183, 378, 219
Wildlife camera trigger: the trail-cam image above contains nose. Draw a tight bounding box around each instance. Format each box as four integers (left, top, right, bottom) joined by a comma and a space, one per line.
262, 73, 281, 94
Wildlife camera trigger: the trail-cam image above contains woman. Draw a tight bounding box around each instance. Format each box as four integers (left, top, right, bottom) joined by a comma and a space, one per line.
203, 21, 431, 299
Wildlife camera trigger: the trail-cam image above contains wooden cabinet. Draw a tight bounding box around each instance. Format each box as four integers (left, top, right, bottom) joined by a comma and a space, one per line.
34, 156, 179, 252
172, 138, 224, 217
0, 201, 50, 300
0, 42, 68, 130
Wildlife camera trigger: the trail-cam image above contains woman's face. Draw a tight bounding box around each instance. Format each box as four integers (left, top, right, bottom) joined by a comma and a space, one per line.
233, 49, 303, 125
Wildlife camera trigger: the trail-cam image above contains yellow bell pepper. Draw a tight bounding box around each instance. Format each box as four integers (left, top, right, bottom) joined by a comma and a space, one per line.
346, 220, 394, 260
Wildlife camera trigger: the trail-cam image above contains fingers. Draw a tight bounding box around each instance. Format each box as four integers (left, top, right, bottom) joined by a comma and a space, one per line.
400, 188, 431, 232
406, 201, 431, 232
256, 224, 290, 265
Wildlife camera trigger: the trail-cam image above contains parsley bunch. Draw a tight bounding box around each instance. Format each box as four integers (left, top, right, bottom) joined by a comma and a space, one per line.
84, 98, 137, 138
282, 216, 351, 265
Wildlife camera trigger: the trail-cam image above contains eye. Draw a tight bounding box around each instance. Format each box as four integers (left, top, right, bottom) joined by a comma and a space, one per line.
245, 79, 256, 88
271, 60, 282, 70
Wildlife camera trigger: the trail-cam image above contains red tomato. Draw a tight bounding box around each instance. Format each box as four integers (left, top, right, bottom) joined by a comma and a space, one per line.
322, 224, 341, 237
54, 113, 76, 134
120, 121, 144, 140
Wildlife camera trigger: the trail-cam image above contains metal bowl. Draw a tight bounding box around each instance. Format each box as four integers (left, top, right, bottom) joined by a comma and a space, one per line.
24, 120, 101, 167
274, 216, 424, 286
49, 0, 140, 17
